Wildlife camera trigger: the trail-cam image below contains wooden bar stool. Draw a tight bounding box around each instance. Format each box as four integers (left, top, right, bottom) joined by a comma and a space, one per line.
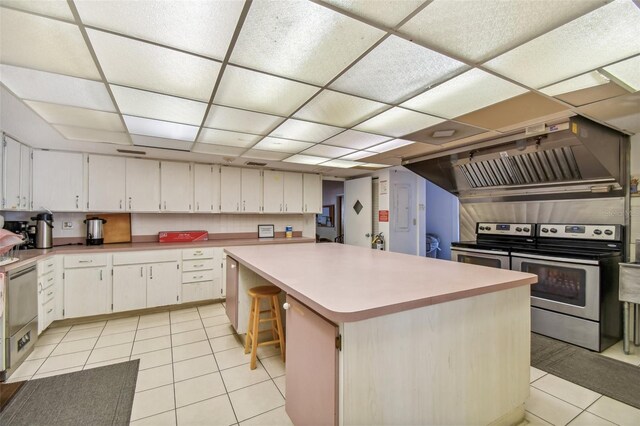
244, 285, 285, 369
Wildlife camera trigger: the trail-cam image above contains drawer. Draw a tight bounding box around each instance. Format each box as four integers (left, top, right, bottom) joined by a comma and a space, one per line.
183, 259, 215, 272
40, 272, 56, 290
64, 254, 108, 268
182, 270, 214, 284
182, 282, 214, 303
182, 248, 214, 260
43, 298, 56, 330
37, 257, 56, 276
113, 250, 179, 266
41, 285, 55, 305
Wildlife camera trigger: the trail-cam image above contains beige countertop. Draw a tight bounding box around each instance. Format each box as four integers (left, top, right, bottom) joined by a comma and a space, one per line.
0, 237, 314, 272
225, 243, 538, 323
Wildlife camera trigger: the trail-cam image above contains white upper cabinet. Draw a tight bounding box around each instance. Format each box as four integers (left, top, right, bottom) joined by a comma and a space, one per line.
161, 161, 192, 212
32, 150, 85, 212
20, 144, 31, 210
241, 169, 262, 213
303, 173, 322, 214
284, 172, 303, 213
263, 170, 284, 213
220, 166, 242, 213
194, 163, 220, 213
3, 137, 21, 210
88, 155, 126, 212
126, 158, 160, 212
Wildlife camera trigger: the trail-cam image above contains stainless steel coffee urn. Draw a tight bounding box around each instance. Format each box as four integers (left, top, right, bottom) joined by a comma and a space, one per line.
84, 217, 107, 245
31, 212, 54, 249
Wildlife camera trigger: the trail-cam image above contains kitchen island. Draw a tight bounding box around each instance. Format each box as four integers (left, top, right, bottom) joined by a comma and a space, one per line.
225, 243, 537, 426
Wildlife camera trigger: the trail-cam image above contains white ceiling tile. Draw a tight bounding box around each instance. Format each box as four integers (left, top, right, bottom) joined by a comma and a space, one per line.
87, 29, 221, 101
539, 71, 611, 96
192, 143, 245, 156
231, 0, 383, 85
1, 0, 74, 20
322, 130, 390, 150
0, 64, 115, 111
131, 134, 193, 151
354, 107, 444, 137
205, 105, 284, 135
319, 159, 363, 168
303, 144, 355, 158
25, 100, 124, 131
400, 0, 607, 63
293, 89, 388, 127
340, 150, 376, 160
123, 115, 199, 142
484, 0, 640, 89
198, 128, 261, 148
214, 65, 319, 116
283, 154, 331, 165
0, 8, 100, 79
269, 119, 344, 142
54, 125, 129, 145
367, 139, 414, 153
320, 0, 424, 28
111, 85, 207, 126
241, 150, 291, 161
75, 0, 243, 60
604, 55, 640, 91
252, 137, 314, 153
329, 35, 467, 103
401, 69, 529, 118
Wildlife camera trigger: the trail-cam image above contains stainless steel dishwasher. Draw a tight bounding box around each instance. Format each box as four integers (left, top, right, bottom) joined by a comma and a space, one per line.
3, 263, 38, 380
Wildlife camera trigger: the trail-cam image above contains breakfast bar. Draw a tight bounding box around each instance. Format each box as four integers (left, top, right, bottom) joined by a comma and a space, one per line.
224, 243, 538, 425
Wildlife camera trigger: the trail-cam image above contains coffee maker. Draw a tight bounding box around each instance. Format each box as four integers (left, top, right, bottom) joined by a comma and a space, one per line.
3, 221, 34, 249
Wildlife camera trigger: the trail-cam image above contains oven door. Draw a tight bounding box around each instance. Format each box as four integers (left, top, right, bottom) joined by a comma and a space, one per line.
511, 253, 600, 321
450, 248, 510, 270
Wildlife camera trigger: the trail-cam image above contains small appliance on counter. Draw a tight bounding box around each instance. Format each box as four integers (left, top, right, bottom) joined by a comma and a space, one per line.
31, 212, 54, 249
3, 221, 32, 249
84, 217, 107, 245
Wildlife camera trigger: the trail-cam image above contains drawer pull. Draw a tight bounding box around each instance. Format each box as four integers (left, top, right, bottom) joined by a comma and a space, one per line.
47, 263, 54, 268
193, 275, 204, 279
47, 291, 53, 297
47, 277, 54, 282
194, 264, 204, 268
78, 260, 93, 264
47, 308, 53, 314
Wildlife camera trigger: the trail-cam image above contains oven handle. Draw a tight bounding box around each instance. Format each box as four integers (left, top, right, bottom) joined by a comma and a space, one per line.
511, 252, 599, 266
451, 248, 509, 256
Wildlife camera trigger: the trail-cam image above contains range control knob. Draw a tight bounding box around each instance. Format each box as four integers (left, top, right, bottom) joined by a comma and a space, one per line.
523, 227, 530, 233
593, 229, 602, 235
604, 229, 613, 236
485, 226, 492, 231
541, 228, 549, 233
516, 227, 523, 232
479, 226, 485, 231
550, 228, 558, 233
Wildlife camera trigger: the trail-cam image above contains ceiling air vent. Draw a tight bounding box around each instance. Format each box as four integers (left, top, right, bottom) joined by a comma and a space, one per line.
245, 161, 267, 166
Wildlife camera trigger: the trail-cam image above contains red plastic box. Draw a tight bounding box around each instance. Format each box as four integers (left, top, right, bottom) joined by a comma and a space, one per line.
158, 230, 209, 243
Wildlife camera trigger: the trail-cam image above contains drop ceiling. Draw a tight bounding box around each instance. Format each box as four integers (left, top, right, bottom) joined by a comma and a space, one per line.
0, 0, 638, 179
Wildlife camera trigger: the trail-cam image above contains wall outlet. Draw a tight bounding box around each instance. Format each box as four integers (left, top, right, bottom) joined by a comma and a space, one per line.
62, 221, 74, 230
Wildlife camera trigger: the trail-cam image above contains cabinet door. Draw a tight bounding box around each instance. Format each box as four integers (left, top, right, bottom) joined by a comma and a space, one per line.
126, 158, 160, 212
88, 155, 126, 211
161, 161, 192, 212
303, 173, 322, 213
194, 164, 220, 213
285, 295, 338, 425
147, 261, 180, 307
284, 172, 303, 213
113, 265, 147, 312
220, 166, 241, 212
225, 257, 238, 330
33, 150, 85, 211
3, 137, 21, 210
263, 170, 284, 213
19, 144, 30, 210
64, 267, 109, 318
241, 168, 262, 213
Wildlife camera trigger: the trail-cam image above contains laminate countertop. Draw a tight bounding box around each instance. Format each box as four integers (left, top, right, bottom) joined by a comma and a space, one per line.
0, 237, 314, 272
225, 243, 538, 323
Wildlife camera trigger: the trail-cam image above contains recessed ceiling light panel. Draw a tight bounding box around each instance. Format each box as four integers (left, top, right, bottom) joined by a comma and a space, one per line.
54, 125, 129, 145
198, 128, 261, 148
283, 154, 330, 165
293, 89, 388, 127
322, 129, 390, 150
368, 138, 414, 153
252, 136, 314, 153
354, 107, 444, 137
205, 105, 285, 135
269, 119, 344, 143
319, 159, 363, 168
123, 115, 199, 141
539, 71, 611, 96
604, 55, 640, 92
303, 144, 355, 158
2, 0, 74, 20
25, 100, 124, 131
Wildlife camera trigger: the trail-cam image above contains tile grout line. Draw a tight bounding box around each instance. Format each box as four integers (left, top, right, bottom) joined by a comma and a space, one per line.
29, 325, 77, 378
81, 323, 108, 370
530, 380, 603, 412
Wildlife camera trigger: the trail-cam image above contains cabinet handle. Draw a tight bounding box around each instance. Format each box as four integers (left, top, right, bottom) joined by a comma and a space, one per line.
39, 283, 43, 294
305, 204, 307, 212
197, 202, 200, 211
140, 266, 143, 277
120, 199, 123, 210
285, 204, 288, 212
47, 291, 53, 297
194, 251, 203, 256
236, 202, 239, 211
78, 260, 93, 263
283, 302, 290, 310
129, 197, 132, 210
194, 275, 204, 279
47, 263, 54, 268
194, 264, 204, 268
47, 277, 54, 282
22, 196, 26, 207
280, 204, 282, 212
149, 266, 153, 279
47, 308, 53, 314
164, 201, 167, 210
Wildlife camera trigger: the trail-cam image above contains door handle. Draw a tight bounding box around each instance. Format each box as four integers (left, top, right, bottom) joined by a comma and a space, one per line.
75, 195, 79, 209
129, 197, 132, 210
365, 233, 371, 238
140, 266, 143, 277
230, 264, 236, 269
100, 270, 103, 280
149, 266, 153, 279
164, 201, 167, 210
197, 202, 200, 211
283, 303, 290, 310
120, 199, 123, 210
280, 204, 282, 212
22, 196, 26, 208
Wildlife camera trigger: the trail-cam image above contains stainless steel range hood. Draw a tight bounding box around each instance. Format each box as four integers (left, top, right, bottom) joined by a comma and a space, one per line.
403, 116, 629, 202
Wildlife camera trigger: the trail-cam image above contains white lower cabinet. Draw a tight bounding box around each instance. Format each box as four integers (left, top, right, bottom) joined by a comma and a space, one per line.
64, 266, 109, 318
37, 256, 58, 334
112, 265, 147, 312
181, 248, 223, 303
147, 261, 180, 307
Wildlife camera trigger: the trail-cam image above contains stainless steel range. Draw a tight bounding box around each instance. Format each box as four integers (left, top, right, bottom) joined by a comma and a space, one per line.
511, 224, 623, 352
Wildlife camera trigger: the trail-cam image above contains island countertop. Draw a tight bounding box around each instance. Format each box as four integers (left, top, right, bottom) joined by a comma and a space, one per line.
225, 242, 537, 322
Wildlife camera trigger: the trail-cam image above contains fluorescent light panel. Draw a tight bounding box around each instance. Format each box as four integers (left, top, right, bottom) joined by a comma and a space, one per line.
252, 136, 314, 153
205, 105, 285, 135
320, 0, 424, 28
320, 159, 363, 168
293, 89, 388, 127
340, 150, 376, 161
242, 150, 291, 161
368, 139, 414, 153
54, 125, 129, 144
1, 0, 74, 20
123, 115, 199, 141
303, 144, 355, 158
191, 143, 245, 156
25, 100, 124, 131
322, 130, 390, 150
604, 55, 640, 91
198, 128, 261, 148
284, 154, 330, 165
269, 119, 343, 142
354, 107, 444, 137
540, 71, 611, 96
131, 134, 193, 151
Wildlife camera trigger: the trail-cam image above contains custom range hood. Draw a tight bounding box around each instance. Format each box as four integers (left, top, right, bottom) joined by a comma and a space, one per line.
403, 116, 629, 202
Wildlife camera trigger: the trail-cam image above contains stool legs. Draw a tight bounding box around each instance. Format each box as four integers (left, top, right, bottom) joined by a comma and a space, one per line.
244, 292, 285, 370
249, 297, 260, 369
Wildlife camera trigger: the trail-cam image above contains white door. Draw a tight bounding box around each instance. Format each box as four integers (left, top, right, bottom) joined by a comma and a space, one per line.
88, 155, 126, 211
263, 170, 284, 213
220, 166, 241, 212
303, 173, 322, 213
126, 158, 160, 212
194, 164, 218, 213
19, 144, 30, 210
161, 161, 192, 212
32, 150, 85, 211
241, 168, 262, 213
113, 265, 147, 312
147, 261, 180, 307
345, 176, 372, 248
284, 172, 303, 213
64, 267, 109, 318
4, 137, 22, 210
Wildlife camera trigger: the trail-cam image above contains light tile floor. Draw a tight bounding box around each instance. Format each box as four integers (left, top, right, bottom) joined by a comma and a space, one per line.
7, 302, 640, 426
